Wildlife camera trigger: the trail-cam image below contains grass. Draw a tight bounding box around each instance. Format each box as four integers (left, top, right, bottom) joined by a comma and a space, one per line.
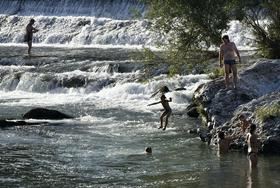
208, 67, 224, 79
256, 103, 280, 122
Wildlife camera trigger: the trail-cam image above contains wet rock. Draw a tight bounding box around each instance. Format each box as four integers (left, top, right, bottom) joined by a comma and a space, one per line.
193, 60, 280, 154
61, 76, 86, 88
186, 103, 199, 117
194, 60, 280, 127
261, 136, 280, 154
23, 108, 73, 120
0, 119, 38, 128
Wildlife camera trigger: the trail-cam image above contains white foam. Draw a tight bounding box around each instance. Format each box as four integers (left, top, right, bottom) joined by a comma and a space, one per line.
0, 74, 209, 113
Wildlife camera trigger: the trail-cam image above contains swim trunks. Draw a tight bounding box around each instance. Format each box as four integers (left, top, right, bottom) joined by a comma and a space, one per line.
24, 34, 32, 42
224, 60, 236, 65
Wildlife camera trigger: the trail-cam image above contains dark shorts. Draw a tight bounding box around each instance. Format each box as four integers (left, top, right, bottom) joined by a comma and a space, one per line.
24, 34, 32, 43
248, 151, 257, 157
224, 60, 236, 65
164, 109, 172, 116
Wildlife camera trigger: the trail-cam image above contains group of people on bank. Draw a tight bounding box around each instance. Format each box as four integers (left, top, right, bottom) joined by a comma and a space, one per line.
218, 35, 259, 168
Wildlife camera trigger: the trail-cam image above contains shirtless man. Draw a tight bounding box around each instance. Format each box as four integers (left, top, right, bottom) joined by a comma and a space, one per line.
217, 131, 238, 154
148, 94, 172, 130
246, 124, 259, 168
24, 19, 39, 55
219, 35, 241, 89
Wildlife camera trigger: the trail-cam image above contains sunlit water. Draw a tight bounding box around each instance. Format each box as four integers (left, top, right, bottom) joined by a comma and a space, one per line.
0, 46, 279, 188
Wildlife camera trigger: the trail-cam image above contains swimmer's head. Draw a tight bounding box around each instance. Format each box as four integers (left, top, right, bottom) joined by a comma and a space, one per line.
160, 95, 166, 101
145, 147, 152, 154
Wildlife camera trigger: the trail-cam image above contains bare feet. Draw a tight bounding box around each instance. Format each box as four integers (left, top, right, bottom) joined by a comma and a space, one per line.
158, 126, 163, 129
162, 127, 166, 131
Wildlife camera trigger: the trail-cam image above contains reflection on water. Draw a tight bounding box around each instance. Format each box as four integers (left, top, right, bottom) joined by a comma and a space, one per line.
247, 166, 259, 188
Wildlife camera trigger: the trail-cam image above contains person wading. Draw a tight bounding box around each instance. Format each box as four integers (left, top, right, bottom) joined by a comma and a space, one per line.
24, 18, 39, 55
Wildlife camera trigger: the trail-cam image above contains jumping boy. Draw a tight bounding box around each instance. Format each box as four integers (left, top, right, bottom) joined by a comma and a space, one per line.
148, 94, 172, 130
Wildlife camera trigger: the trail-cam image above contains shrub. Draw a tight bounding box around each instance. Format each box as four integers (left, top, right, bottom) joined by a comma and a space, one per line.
256, 103, 280, 122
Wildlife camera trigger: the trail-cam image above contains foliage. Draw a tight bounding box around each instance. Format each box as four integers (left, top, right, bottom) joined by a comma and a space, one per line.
256, 103, 280, 122
208, 67, 224, 79
140, 0, 234, 74
130, 7, 143, 19
219, 0, 280, 58
142, 0, 280, 71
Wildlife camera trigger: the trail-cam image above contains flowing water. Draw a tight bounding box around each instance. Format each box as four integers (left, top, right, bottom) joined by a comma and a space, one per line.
0, 0, 279, 187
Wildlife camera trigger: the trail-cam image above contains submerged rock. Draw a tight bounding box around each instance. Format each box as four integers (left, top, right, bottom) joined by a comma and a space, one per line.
23, 108, 73, 120
0, 120, 38, 128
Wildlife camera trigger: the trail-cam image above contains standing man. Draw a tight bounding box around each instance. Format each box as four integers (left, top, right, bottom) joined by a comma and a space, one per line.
246, 124, 259, 169
24, 18, 38, 55
219, 35, 241, 89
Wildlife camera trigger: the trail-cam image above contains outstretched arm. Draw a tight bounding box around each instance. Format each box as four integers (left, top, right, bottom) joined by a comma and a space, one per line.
147, 101, 161, 106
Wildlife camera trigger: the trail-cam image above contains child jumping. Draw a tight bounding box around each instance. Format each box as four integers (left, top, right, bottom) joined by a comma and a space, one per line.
148, 94, 172, 130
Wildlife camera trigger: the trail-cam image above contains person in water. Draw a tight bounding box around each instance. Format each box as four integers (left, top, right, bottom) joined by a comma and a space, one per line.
246, 124, 259, 168
219, 35, 241, 89
148, 94, 172, 130
217, 130, 239, 154
145, 147, 152, 154
238, 114, 251, 133
24, 18, 39, 55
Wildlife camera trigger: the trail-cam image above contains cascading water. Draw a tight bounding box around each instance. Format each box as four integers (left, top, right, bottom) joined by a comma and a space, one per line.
0, 0, 162, 46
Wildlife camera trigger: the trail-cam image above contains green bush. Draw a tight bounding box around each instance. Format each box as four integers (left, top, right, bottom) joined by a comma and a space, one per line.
256, 103, 280, 122
208, 67, 224, 79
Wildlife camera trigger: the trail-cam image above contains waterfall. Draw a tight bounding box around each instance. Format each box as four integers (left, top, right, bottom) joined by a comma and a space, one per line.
0, 0, 162, 46
0, 0, 146, 19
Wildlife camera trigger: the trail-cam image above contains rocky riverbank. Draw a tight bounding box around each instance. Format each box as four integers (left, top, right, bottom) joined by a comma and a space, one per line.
190, 59, 280, 154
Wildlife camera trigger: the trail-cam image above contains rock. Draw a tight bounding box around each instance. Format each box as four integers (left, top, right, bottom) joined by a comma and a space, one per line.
0, 119, 38, 128
186, 103, 199, 117
261, 136, 280, 154
192, 60, 280, 154
194, 60, 280, 127
188, 128, 199, 134
23, 108, 73, 120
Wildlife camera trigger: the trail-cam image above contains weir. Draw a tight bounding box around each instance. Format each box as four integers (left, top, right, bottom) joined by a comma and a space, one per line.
0, 0, 160, 46
0, 0, 146, 19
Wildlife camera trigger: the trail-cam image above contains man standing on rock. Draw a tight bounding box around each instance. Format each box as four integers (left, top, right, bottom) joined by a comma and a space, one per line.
219, 35, 241, 89
24, 18, 39, 55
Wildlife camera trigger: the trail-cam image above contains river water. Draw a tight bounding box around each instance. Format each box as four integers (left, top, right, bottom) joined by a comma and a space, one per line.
0, 46, 279, 188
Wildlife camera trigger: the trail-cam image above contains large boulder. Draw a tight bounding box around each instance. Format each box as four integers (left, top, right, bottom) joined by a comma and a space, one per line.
23, 108, 73, 120
217, 92, 280, 154
193, 59, 280, 154
193, 60, 280, 128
